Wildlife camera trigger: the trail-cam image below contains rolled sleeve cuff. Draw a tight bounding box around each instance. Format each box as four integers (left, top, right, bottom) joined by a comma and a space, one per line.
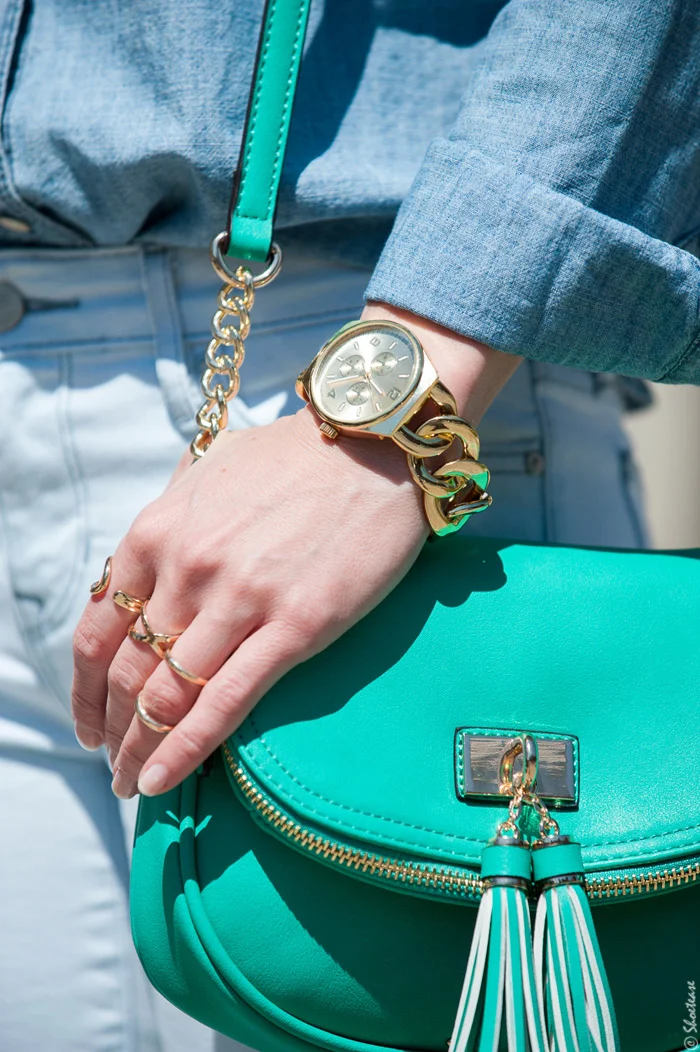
364, 141, 700, 384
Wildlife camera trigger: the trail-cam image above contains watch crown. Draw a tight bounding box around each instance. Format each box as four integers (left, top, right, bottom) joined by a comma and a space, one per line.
319, 422, 340, 440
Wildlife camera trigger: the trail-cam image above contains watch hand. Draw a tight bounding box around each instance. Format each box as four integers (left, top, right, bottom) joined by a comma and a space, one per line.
365, 367, 385, 398
325, 374, 363, 386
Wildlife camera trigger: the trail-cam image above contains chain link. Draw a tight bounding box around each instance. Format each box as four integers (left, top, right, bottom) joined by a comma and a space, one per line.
191, 234, 282, 460
496, 782, 561, 841
396, 412, 492, 536
526, 787, 561, 840
497, 783, 526, 838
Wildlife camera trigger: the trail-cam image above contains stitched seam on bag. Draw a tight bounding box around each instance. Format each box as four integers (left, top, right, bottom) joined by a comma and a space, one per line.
236, 0, 306, 223
237, 721, 700, 855
239, 719, 483, 849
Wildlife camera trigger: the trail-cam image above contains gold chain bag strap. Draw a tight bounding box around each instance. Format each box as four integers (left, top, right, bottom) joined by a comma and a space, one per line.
191, 0, 312, 459
191, 235, 282, 459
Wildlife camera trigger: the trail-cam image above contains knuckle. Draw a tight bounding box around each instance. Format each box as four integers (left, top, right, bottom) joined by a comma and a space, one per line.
123, 504, 160, 562
208, 679, 248, 717
71, 687, 104, 724
114, 738, 148, 777
277, 602, 320, 648
73, 621, 109, 667
171, 724, 208, 766
235, 553, 275, 599
107, 658, 143, 700
141, 682, 192, 726
174, 542, 219, 585
103, 725, 125, 757
104, 710, 134, 755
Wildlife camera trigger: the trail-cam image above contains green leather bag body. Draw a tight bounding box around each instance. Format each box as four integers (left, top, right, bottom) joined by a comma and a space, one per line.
132, 538, 700, 1052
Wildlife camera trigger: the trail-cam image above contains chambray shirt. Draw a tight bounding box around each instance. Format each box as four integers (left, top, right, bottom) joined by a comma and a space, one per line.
1, 0, 700, 383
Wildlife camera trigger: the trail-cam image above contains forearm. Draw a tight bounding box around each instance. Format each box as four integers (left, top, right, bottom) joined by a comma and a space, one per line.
361, 301, 521, 425
365, 0, 700, 384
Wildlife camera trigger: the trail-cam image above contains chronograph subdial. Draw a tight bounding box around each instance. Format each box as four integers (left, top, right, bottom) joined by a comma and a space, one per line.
370, 350, 397, 376
339, 354, 365, 378
346, 381, 370, 405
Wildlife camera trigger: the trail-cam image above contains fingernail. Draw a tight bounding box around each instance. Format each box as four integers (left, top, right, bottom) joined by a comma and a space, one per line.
111, 767, 137, 800
138, 764, 169, 797
75, 724, 104, 751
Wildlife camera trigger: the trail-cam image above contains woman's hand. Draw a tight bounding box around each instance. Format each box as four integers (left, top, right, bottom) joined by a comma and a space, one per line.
72, 403, 429, 798
71, 303, 520, 799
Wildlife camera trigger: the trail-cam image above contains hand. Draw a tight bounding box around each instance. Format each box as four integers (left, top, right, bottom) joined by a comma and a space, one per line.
71, 406, 428, 798
71, 302, 520, 799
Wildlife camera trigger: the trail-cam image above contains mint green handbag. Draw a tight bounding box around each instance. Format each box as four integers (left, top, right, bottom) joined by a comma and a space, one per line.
130, 6, 700, 1051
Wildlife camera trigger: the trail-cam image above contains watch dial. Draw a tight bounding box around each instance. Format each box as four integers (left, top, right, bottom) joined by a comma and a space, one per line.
310, 325, 421, 426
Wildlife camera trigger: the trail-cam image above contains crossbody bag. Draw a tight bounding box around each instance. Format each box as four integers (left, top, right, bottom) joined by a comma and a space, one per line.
130, 5, 700, 1051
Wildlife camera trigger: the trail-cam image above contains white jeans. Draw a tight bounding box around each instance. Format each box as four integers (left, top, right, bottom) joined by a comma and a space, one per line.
0, 246, 647, 1050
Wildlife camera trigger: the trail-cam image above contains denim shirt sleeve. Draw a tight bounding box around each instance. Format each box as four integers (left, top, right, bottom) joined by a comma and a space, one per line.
364, 0, 700, 383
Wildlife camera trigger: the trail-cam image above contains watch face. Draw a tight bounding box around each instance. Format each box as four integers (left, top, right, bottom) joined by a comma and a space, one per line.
309, 323, 423, 426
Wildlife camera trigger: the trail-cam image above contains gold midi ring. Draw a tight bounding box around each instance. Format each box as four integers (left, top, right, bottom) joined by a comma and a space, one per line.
127, 601, 181, 657
135, 693, 174, 734
90, 556, 113, 596
128, 621, 156, 648
164, 648, 209, 687
113, 590, 149, 614
140, 602, 181, 652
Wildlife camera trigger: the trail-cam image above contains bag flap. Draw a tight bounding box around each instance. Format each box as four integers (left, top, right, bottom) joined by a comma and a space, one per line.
231, 539, 700, 875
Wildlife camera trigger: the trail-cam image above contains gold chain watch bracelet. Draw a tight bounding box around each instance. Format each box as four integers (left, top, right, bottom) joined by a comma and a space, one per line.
396, 406, 492, 537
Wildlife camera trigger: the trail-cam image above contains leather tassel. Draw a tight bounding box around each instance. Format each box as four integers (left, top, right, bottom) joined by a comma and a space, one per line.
532, 836, 619, 1052
449, 836, 547, 1052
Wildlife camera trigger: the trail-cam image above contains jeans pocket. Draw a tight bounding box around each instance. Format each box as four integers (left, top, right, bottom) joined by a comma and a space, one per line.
0, 352, 87, 639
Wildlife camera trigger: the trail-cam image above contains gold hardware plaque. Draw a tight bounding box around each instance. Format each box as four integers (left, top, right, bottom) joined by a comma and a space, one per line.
455, 728, 578, 808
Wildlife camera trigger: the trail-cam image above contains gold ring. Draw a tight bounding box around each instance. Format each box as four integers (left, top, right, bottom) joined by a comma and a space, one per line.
135, 692, 174, 734
141, 602, 181, 652
128, 621, 156, 647
90, 556, 113, 596
164, 649, 209, 687
113, 590, 149, 614
127, 602, 181, 656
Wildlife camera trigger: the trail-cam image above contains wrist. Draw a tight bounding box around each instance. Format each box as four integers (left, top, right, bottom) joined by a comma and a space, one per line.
361, 302, 521, 425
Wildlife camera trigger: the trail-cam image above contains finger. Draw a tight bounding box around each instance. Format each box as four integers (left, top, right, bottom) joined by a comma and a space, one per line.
111, 609, 256, 798
136, 622, 301, 797
71, 540, 155, 747
103, 630, 164, 767
104, 589, 195, 770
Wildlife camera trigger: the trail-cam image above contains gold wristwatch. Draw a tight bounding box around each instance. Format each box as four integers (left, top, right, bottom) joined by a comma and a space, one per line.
296, 319, 492, 536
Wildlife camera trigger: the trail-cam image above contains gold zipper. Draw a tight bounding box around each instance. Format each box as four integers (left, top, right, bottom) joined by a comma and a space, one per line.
586, 861, 700, 899
223, 743, 482, 899
222, 743, 700, 902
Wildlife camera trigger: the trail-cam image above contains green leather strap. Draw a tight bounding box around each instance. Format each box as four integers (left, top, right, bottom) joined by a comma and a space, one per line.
226, 0, 312, 262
